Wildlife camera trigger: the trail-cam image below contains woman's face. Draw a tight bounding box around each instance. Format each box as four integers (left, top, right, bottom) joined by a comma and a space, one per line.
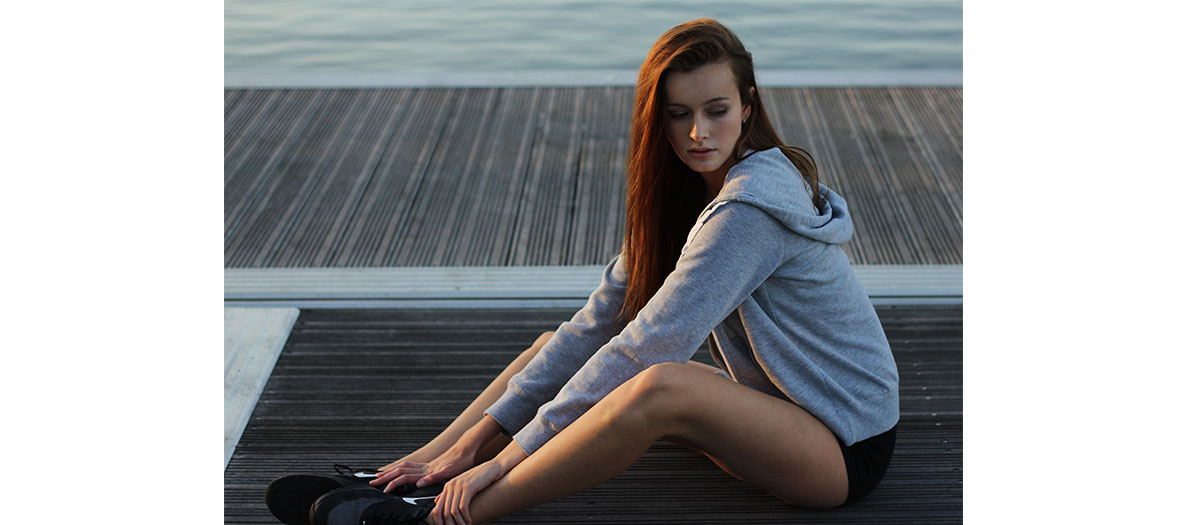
663, 61, 752, 180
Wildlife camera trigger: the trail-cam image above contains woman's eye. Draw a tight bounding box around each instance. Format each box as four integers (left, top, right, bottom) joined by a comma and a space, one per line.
667, 109, 726, 119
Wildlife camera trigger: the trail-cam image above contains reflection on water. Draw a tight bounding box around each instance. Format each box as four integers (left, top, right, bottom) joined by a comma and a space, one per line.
225, 0, 962, 72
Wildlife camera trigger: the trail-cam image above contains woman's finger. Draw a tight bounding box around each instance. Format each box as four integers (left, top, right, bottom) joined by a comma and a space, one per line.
449, 482, 464, 525
425, 470, 443, 486
459, 484, 472, 525
375, 463, 422, 480
372, 466, 424, 487
442, 493, 455, 525
370, 470, 393, 486
420, 467, 448, 487
444, 482, 459, 525
371, 471, 393, 485
382, 473, 415, 493
432, 487, 448, 525
448, 481, 462, 523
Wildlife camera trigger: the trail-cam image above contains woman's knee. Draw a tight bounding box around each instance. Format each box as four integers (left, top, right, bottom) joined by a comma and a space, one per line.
619, 363, 691, 409
533, 330, 556, 347
533, 330, 554, 349
501, 330, 556, 382
522, 330, 556, 359
597, 362, 694, 431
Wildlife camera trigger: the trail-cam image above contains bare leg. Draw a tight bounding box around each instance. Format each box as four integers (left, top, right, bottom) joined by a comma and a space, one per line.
381, 331, 556, 470
463, 361, 849, 524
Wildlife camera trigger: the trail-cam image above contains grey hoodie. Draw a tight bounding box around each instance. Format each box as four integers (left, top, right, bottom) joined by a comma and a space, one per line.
485, 147, 900, 454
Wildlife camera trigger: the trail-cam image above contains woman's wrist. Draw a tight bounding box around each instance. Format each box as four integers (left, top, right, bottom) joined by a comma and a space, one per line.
490, 440, 528, 472
454, 414, 506, 456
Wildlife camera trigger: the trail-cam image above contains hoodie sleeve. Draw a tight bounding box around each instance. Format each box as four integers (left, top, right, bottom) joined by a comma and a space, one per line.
483, 251, 630, 436
510, 201, 789, 454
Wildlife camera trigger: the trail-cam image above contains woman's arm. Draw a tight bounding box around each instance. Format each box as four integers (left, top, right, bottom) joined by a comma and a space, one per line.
431, 440, 529, 525
482, 252, 630, 435
511, 201, 791, 455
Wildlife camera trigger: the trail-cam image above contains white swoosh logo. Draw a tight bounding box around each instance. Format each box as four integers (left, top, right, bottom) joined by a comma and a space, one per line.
402, 496, 435, 504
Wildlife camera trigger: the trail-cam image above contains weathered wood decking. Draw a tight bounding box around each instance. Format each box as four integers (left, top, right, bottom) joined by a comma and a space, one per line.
224, 86, 961, 268
223, 83, 964, 523
224, 304, 962, 523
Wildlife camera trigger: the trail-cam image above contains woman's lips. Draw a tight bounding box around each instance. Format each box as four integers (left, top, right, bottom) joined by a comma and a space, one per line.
688, 148, 714, 159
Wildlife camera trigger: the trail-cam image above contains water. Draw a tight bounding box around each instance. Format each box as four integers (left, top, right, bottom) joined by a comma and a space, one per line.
225, 0, 961, 73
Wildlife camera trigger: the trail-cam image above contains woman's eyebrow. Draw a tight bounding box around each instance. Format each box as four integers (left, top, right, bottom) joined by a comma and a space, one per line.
666, 96, 730, 107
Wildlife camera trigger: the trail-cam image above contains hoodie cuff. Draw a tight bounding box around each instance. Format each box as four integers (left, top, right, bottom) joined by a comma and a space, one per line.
483, 393, 534, 437
511, 417, 557, 456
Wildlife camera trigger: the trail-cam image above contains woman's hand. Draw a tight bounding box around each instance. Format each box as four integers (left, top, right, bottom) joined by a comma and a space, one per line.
431, 460, 506, 525
432, 440, 530, 525
370, 442, 477, 493
375, 415, 508, 491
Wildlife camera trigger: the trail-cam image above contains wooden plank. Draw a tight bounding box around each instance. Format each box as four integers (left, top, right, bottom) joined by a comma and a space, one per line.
447, 88, 545, 266
226, 90, 365, 267
509, 87, 586, 266
329, 88, 456, 267
256, 88, 382, 267
223, 89, 244, 122
570, 87, 629, 264
225, 89, 279, 163
891, 87, 963, 205
224, 89, 326, 239
855, 87, 948, 264
223, 304, 961, 524
223, 86, 962, 268
387, 88, 498, 266
419, 88, 501, 266
809, 87, 904, 263
268, 89, 410, 267
885, 87, 963, 264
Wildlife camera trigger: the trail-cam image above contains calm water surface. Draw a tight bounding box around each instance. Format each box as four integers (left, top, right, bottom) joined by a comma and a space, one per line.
225, 0, 961, 72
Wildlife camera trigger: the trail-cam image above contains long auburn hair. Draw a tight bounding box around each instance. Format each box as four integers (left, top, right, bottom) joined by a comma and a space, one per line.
617, 18, 825, 324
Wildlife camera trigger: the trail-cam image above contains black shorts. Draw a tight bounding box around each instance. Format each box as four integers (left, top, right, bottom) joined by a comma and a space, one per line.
839, 424, 897, 505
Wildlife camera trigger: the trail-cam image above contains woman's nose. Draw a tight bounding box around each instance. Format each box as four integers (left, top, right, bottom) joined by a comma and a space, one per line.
690, 119, 707, 142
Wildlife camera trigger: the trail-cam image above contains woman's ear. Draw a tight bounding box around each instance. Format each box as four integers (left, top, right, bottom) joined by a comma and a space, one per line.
742, 87, 755, 122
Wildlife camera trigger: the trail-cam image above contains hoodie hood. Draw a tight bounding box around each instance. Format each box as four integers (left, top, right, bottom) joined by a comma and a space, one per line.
713, 147, 853, 245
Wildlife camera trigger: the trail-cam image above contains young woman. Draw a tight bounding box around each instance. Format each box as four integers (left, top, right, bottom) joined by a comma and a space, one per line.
358, 18, 899, 525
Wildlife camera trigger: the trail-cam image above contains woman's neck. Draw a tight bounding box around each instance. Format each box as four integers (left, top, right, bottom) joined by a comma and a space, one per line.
700, 158, 735, 201
704, 182, 721, 202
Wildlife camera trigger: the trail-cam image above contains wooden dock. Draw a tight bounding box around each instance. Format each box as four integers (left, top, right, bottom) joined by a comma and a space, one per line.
224, 86, 961, 268
223, 83, 963, 523
224, 304, 962, 524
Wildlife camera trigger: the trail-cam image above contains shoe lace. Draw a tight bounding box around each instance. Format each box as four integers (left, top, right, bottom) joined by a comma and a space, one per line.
334, 463, 376, 477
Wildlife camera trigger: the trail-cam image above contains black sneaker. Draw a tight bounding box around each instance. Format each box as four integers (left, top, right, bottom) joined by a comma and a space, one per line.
309, 484, 436, 525
266, 464, 439, 525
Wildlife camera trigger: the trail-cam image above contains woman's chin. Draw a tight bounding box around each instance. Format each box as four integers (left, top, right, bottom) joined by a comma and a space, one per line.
681, 158, 718, 174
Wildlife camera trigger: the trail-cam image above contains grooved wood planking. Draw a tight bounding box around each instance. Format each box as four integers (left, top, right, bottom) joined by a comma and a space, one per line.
224, 305, 962, 524
225, 87, 961, 268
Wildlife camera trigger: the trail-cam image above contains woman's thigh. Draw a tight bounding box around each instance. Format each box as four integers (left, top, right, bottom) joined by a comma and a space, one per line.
685, 359, 724, 374
646, 363, 848, 508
